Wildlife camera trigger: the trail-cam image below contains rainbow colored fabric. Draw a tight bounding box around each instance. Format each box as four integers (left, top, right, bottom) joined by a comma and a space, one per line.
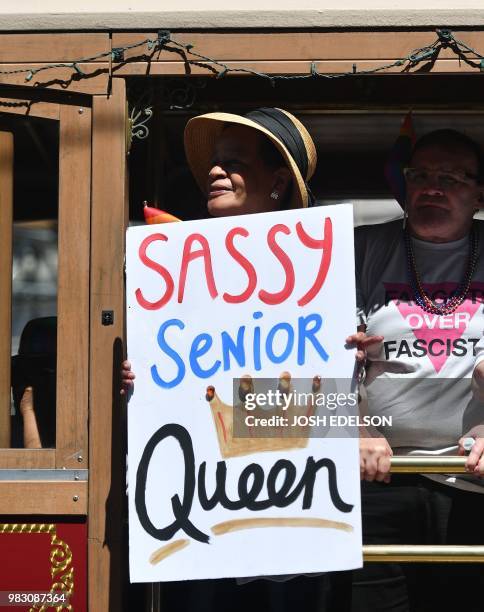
384, 112, 416, 208
143, 204, 181, 224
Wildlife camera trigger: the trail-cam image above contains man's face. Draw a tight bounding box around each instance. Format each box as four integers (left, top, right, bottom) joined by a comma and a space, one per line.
406, 144, 482, 242
206, 125, 279, 217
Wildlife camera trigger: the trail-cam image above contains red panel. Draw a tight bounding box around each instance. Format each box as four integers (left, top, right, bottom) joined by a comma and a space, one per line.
0, 520, 87, 611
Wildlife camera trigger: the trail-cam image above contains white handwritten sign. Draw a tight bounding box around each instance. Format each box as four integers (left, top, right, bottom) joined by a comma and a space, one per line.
126, 204, 362, 582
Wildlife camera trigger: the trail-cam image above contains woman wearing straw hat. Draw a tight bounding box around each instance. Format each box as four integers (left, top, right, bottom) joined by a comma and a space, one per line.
121, 107, 317, 395
183, 106, 317, 216
122, 109, 330, 611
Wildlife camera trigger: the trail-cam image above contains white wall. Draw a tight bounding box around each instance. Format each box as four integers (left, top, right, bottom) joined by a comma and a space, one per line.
2, 0, 484, 29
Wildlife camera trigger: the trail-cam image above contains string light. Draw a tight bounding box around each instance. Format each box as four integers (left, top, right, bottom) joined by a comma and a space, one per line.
0, 28, 481, 86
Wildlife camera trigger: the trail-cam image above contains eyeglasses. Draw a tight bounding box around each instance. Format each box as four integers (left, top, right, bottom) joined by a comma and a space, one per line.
403, 167, 479, 189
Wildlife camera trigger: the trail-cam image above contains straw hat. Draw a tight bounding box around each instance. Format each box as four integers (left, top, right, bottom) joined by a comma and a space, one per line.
184, 108, 317, 209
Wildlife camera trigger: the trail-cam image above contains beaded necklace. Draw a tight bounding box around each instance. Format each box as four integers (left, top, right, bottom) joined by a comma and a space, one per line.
404, 226, 479, 315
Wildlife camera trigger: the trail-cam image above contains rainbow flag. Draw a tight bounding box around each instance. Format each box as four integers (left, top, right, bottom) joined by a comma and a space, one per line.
384, 112, 416, 208
143, 202, 181, 224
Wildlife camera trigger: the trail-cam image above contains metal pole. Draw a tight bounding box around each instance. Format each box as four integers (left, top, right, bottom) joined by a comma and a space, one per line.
390, 456, 468, 473
364, 545, 484, 563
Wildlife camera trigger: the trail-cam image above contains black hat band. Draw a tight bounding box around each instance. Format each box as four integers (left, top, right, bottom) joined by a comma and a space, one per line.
245, 108, 309, 180
245, 108, 315, 205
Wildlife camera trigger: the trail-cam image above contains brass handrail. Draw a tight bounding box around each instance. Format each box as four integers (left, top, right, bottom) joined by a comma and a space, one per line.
363, 545, 484, 563
390, 456, 468, 473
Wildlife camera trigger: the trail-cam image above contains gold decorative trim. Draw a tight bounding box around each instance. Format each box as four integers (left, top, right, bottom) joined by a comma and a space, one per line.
0, 523, 75, 611
0, 523, 56, 535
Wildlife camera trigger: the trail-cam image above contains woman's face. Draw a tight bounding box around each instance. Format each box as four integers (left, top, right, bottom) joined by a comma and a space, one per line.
207, 125, 287, 217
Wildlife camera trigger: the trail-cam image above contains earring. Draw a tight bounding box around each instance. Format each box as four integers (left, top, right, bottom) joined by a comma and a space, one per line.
270, 191, 279, 200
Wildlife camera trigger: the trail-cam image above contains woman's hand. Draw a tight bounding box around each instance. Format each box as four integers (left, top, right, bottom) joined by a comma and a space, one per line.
359, 429, 393, 483
121, 360, 136, 396
19, 386, 42, 449
349, 331, 390, 482
346, 331, 384, 363
458, 426, 484, 476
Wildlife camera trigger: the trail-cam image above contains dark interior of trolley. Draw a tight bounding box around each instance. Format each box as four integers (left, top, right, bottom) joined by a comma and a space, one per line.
127, 73, 484, 221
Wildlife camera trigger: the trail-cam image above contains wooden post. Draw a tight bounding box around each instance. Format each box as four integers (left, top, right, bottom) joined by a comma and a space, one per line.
56, 103, 91, 467
89, 78, 128, 612
0, 131, 13, 448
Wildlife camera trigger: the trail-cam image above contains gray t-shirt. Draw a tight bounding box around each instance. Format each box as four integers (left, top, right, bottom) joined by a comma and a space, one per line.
356, 220, 484, 459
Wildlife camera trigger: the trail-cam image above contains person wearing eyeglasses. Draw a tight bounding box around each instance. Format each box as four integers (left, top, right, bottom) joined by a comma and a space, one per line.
346, 129, 484, 612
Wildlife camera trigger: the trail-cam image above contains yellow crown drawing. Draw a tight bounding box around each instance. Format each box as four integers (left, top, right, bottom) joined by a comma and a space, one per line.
205, 372, 321, 459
